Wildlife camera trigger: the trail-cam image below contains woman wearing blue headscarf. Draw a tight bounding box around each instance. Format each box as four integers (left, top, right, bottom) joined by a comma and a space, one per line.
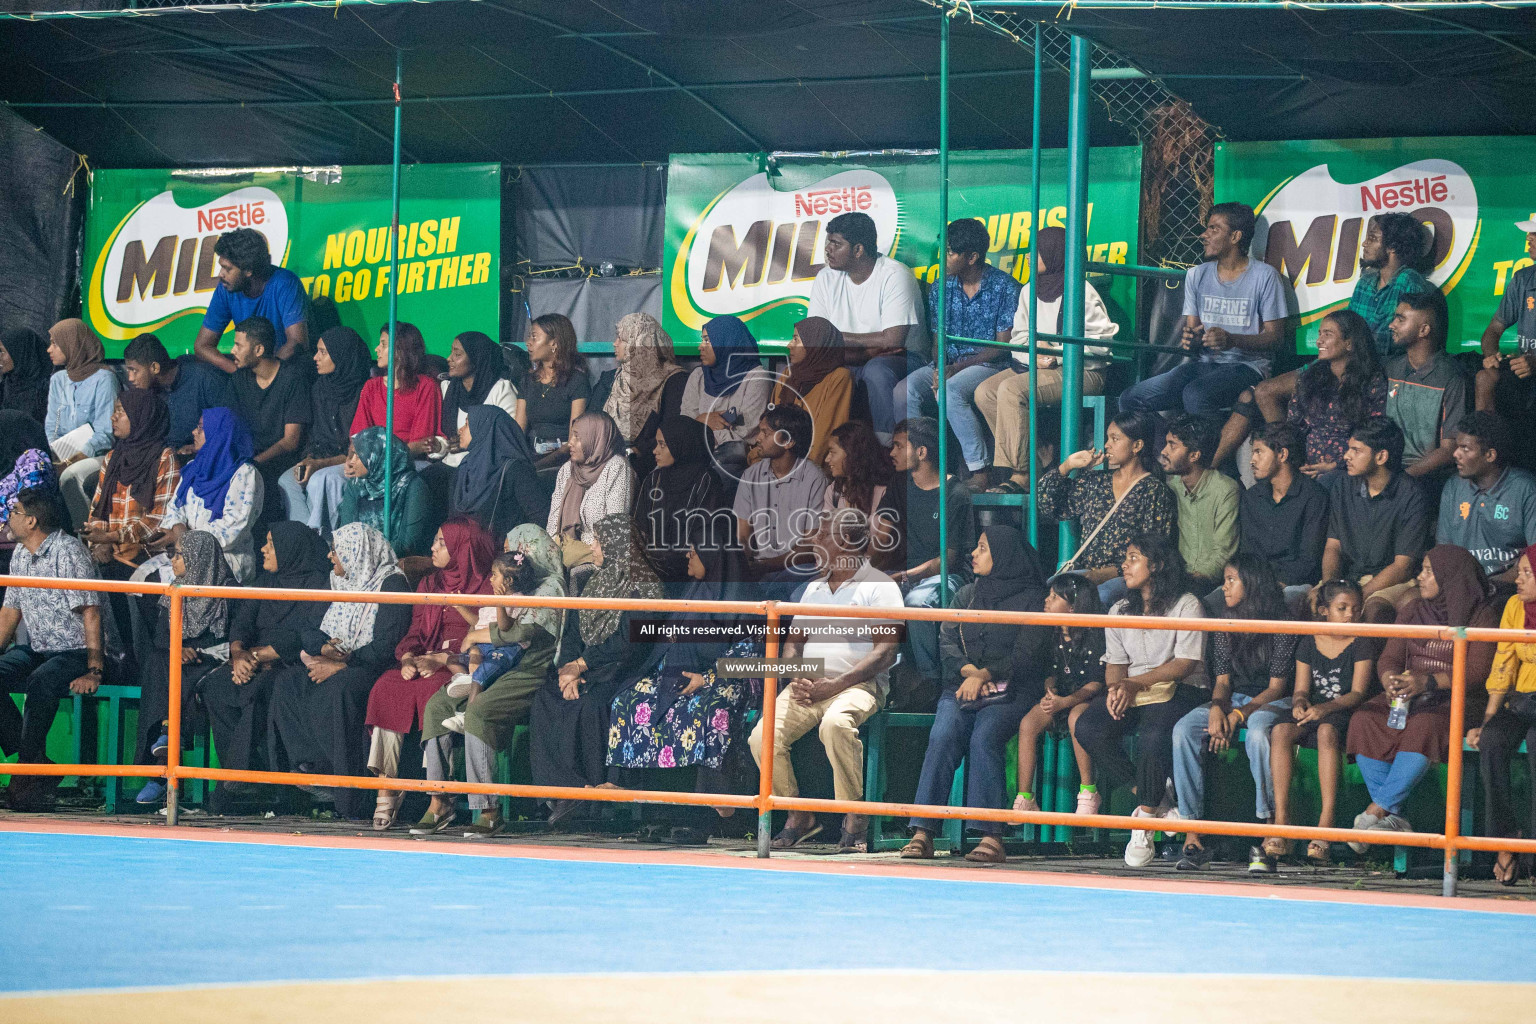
680, 314, 772, 483
147, 407, 264, 583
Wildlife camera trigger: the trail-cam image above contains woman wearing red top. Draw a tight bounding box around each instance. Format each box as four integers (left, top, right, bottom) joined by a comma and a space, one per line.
350, 321, 443, 452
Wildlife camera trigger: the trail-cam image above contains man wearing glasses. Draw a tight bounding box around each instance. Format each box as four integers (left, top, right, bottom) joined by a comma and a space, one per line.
0, 487, 110, 811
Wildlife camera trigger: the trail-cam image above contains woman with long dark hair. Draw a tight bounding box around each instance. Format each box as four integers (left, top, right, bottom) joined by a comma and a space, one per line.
902, 526, 1052, 863
1012, 572, 1106, 817
1072, 531, 1208, 868
350, 322, 443, 451
1288, 308, 1387, 476
1271, 579, 1373, 865
823, 420, 894, 517
1036, 409, 1176, 607
516, 313, 589, 468
1170, 553, 1297, 871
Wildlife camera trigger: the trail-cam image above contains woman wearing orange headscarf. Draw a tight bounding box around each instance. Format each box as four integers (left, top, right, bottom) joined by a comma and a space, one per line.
769, 316, 853, 466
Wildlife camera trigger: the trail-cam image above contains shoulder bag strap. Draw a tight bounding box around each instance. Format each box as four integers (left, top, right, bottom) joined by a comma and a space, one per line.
1058, 473, 1146, 574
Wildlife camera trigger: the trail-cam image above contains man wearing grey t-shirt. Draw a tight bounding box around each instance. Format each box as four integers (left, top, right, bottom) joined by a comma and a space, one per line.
1120, 203, 1288, 417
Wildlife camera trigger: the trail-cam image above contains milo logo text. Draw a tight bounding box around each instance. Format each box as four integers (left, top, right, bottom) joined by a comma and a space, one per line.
1253, 159, 1476, 321
87, 186, 291, 341
673, 169, 900, 333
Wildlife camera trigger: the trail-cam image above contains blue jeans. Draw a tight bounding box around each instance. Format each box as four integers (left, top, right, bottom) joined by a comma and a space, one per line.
276, 463, 347, 535
909, 688, 1030, 835
903, 574, 964, 677
1172, 694, 1292, 821
470, 643, 525, 686
1118, 360, 1263, 416
856, 350, 924, 439
1356, 753, 1432, 816
898, 362, 1004, 472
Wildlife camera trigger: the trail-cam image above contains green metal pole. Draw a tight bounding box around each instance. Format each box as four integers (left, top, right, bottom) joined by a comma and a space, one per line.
936, 8, 950, 608
1059, 34, 1091, 564
384, 49, 403, 530
1026, 21, 1042, 550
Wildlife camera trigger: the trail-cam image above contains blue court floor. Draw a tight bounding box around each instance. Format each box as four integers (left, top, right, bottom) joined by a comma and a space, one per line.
2, 827, 1534, 998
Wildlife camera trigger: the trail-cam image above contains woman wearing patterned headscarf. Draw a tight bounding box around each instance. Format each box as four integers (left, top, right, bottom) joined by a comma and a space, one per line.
544, 410, 634, 581
132, 530, 235, 806
529, 513, 667, 820
45, 318, 119, 527
770, 316, 853, 465
604, 312, 687, 480
267, 523, 413, 823
363, 515, 495, 827
336, 426, 432, 556
411, 525, 571, 837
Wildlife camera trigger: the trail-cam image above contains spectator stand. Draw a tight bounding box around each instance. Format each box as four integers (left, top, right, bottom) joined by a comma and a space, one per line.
4, 0, 1536, 897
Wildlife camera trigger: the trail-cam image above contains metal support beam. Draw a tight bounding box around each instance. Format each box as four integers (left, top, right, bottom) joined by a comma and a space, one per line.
1060, 34, 1091, 564
936, 8, 951, 609
1026, 20, 1043, 550
383, 50, 402, 529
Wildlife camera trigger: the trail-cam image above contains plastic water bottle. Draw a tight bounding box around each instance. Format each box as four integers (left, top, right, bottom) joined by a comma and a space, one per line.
1387, 695, 1409, 731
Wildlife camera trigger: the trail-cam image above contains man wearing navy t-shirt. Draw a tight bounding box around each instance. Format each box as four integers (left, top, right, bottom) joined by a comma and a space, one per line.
194, 228, 310, 374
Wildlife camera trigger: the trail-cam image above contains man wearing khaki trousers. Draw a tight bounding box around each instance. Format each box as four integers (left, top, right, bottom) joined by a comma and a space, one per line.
974, 225, 1117, 492
749, 509, 901, 854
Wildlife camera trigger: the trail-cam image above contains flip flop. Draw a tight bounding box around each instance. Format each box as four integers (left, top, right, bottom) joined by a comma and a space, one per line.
770, 823, 824, 849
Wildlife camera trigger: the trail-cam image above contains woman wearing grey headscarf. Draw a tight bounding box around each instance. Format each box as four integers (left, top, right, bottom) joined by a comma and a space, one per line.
133, 530, 234, 805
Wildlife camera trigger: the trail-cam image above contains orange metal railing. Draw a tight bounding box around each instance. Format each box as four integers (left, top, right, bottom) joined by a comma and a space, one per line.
4, 572, 1535, 896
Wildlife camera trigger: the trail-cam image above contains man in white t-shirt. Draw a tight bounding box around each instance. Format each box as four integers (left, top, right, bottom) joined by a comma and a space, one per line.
1118, 202, 1288, 418
748, 508, 902, 853
806, 211, 927, 443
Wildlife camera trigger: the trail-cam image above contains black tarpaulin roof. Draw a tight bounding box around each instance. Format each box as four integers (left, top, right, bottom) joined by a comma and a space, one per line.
0, 0, 1532, 169
0, 0, 1123, 168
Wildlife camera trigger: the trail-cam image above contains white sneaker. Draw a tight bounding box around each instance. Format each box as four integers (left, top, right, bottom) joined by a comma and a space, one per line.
1124, 806, 1161, 867
441, 712, 466, 734
1013, 793, 1040, 813
445, 673, 475, 699
1075, 789, 1102, 816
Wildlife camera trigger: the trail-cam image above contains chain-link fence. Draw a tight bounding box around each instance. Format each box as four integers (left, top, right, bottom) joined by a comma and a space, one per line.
947, 4, 1217, 272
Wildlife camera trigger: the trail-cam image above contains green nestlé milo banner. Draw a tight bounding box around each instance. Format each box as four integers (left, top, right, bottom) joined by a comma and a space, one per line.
664, 148, 1141, 353
1217, 137, 1536, 351
84, 163, 500, 357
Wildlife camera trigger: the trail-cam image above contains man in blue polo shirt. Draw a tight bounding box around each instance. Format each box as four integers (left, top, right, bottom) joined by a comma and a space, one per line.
898, 218, 1020, 489
194, 228, 310, 375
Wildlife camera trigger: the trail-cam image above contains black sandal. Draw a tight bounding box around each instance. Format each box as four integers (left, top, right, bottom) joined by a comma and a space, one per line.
770, 823, 823, 849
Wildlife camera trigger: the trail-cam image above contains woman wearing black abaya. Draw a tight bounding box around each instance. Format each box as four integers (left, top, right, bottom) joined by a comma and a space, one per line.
198, 521, 332, 813
530, 513, 666, 821
632, 416, 729, 586
266, 522, 413, 821
448, 405, 548, 538
0, 327, 52, 423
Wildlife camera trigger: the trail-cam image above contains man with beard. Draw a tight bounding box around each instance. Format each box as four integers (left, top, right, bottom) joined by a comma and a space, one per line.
1213, 212, 1429, 467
